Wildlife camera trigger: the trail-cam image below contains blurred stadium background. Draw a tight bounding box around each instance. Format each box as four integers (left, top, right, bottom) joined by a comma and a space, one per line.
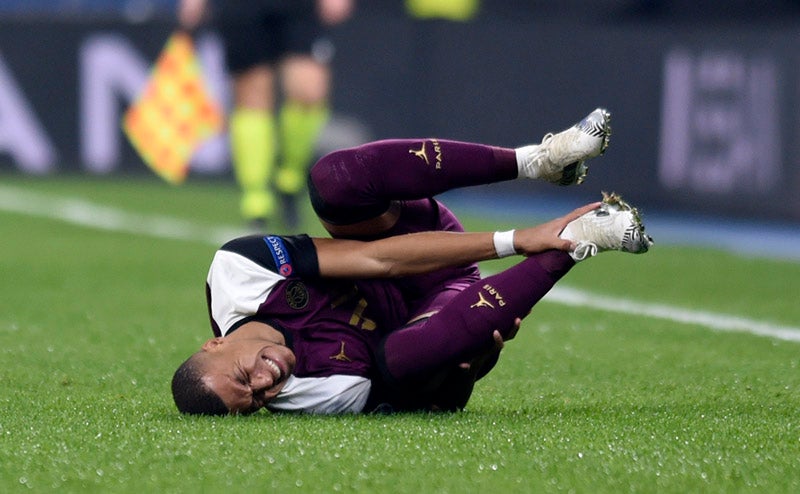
1, 0, 799, 258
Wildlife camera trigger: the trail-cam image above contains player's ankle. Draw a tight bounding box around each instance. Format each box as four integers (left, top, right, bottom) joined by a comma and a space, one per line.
515, 144, 541, 179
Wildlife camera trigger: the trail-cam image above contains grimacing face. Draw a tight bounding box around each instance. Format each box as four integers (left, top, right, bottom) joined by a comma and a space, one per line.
199, 336, 296, 414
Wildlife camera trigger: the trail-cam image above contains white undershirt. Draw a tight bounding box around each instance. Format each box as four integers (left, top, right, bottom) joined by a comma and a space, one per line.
266, 375, 371, 414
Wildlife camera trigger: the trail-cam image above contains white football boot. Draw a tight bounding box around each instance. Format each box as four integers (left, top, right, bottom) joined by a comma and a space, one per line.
560, 192, 653, 261
516, 108, 611, 185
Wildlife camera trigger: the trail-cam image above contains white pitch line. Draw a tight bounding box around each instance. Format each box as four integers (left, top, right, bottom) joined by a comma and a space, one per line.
3, 184, 799, 343
544, 286, 800, 343
0, 184, 244, 247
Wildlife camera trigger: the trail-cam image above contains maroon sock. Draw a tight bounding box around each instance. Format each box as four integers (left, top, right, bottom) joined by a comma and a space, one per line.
309, 139, 518, 224
379, 250, 575, 383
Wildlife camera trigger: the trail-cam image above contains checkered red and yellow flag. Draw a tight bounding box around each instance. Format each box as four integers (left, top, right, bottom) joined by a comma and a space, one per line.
123, 32, 223, 184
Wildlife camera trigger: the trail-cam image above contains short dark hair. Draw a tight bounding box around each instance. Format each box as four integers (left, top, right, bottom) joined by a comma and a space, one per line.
171, 354, 229, 416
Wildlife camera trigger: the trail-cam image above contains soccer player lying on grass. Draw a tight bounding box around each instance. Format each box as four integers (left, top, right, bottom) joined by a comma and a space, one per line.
171, 108, 653, 415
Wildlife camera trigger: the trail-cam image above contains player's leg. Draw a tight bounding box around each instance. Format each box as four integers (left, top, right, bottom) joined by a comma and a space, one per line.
366, 250, 571, 413
308, 108, 611, 237
377, 194, 653, 385
378, 250, 574, 384
309, 138, 518, 234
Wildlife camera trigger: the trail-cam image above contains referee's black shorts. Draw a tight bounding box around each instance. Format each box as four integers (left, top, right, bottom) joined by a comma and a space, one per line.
213, 0, 330, 73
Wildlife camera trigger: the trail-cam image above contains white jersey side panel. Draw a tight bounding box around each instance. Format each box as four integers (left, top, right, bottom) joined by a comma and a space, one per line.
207, 250, 285, 336
267, 375, 371, 414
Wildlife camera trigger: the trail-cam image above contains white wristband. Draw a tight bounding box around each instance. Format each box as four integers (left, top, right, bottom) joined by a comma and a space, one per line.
493, 230, 517, 258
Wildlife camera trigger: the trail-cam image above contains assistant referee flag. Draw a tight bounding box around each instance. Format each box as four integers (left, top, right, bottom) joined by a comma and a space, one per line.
123, 32, 223, 184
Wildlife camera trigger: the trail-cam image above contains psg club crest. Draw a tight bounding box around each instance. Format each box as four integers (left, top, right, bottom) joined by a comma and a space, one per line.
285, 281, 309, 310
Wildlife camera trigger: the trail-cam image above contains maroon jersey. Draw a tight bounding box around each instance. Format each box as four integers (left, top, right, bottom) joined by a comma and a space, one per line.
206, 234, 409, 380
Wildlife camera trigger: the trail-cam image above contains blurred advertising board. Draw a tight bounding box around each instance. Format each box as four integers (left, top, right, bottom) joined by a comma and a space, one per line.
0, 13, 798, 220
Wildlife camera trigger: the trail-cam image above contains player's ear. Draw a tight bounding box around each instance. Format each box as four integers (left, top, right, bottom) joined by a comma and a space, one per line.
201, 337, 225, 352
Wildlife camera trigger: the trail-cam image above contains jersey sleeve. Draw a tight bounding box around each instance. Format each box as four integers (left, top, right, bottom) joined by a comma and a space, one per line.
219, 234, 319, 278
206, 234, 320, 336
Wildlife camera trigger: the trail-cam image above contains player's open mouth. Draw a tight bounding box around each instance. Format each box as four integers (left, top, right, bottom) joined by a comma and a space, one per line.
263, 357, 284, 381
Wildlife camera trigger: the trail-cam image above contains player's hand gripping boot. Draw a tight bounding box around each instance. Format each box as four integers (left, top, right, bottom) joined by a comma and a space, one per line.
560, 192, 653, 261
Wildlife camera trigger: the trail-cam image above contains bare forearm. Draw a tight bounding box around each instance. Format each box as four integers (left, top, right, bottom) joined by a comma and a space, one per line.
314, 232, 496, 278
312, 202, 601, 279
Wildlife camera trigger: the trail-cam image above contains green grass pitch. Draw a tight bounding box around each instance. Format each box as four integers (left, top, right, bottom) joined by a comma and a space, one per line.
1, 176, 798, 493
